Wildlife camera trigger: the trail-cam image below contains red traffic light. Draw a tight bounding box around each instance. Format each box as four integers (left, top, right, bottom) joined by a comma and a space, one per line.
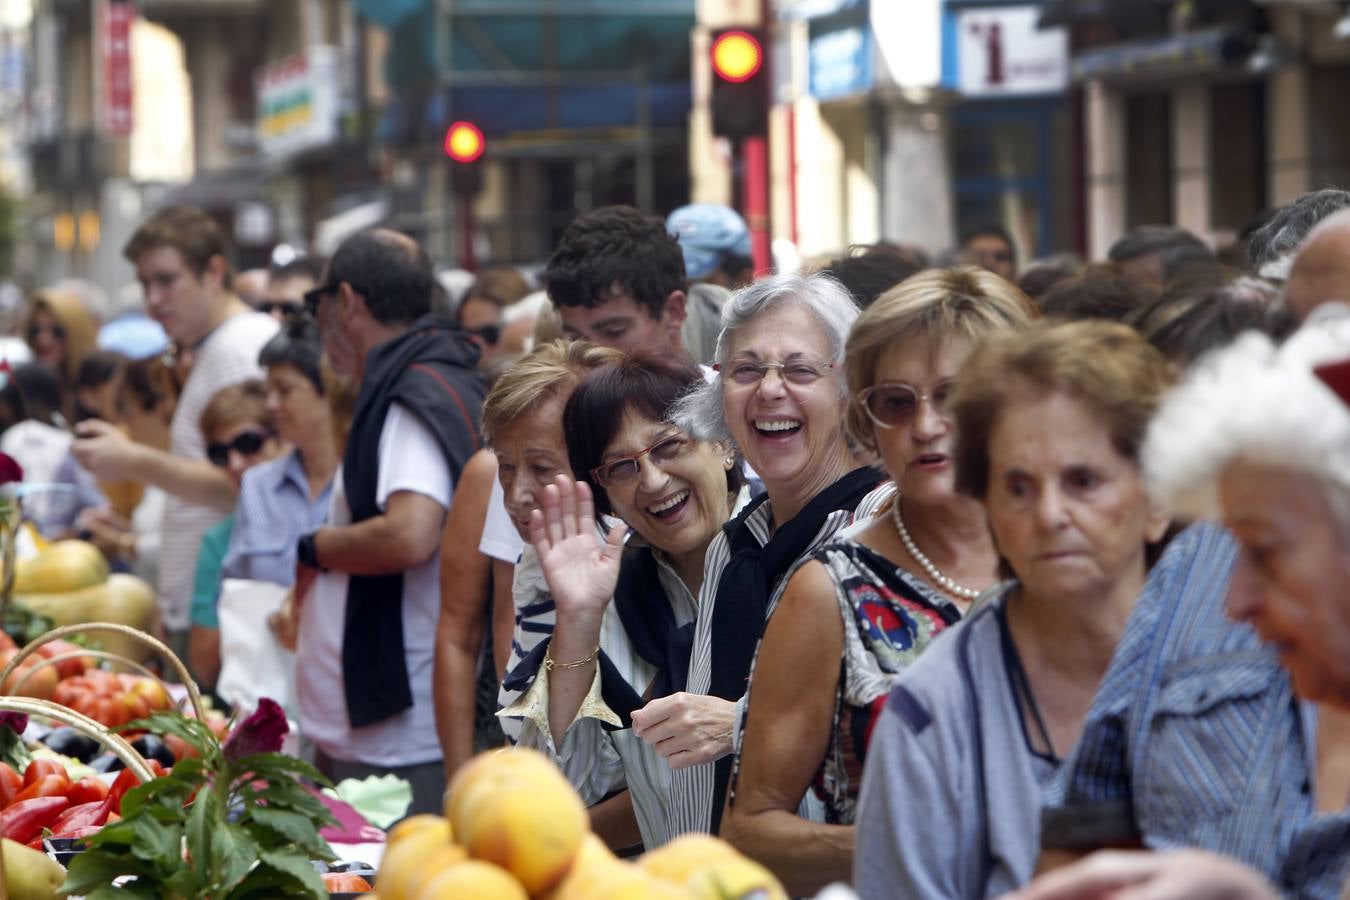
444, 121, 485, 163
711, 30, 763, 83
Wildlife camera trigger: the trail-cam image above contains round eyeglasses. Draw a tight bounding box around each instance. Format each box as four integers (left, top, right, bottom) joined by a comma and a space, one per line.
857, 381, 956, 428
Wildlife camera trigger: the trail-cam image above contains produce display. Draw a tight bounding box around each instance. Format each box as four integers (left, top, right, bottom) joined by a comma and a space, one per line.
364, 746, 789, 900
50, 671, 173, 730
11, 541, 156, 663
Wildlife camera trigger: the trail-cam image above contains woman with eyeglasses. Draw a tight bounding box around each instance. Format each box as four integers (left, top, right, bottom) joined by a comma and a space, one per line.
718, 268, 1037, 893
502, 352, 745, 850
633, 271, 892, 840
22, 289, 98, 423
186, 378, 286, 690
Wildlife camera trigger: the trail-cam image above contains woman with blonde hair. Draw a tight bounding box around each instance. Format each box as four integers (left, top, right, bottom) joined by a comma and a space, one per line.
23, 290, 98, 420
722, 267, 1038, 894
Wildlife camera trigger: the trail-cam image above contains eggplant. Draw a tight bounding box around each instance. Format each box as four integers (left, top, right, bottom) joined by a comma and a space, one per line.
40, 727, 100, 762
87, 752, 124, 773
129, 734, 175, 769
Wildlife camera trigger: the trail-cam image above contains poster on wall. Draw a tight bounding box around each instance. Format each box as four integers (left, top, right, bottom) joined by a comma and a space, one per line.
956, 5, 1067, 97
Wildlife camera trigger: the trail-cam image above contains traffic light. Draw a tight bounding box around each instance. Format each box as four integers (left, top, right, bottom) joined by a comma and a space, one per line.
710, 28, 768, 140
444, 121, 485, 194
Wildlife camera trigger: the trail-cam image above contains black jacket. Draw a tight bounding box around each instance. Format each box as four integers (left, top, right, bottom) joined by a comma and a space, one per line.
340, 314, 486, 729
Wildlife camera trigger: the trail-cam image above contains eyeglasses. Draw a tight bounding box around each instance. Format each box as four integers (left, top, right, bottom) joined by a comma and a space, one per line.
857, 381, 955, 428
206, 429, 273, 467
27, 322, 66, 341
302, 282, 340, 317
591, 433, 693, 487
257, 300, 304, 318
714, 357, 835, 386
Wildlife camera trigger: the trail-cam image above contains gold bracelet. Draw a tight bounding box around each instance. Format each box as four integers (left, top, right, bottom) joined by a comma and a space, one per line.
543, 643, 600, 671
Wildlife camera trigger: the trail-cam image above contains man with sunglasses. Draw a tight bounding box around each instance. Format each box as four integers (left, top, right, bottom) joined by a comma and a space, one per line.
257, 255, 326, 322
959, 221, 1018, 282
293, 228, 486, 816
72, 206, 278, 658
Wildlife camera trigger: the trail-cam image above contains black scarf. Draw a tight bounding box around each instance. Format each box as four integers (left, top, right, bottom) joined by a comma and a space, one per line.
707, 464, 883, 830
341, 314, 486, 729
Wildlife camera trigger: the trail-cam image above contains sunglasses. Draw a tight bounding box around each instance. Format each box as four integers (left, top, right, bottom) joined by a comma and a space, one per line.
27, 322, 66, 341
206, 429, 274, 467
302, 282, 340, 317
257, 299, 304, 318
858, 381, 956, 428
467, 324, 501, 345
591, 433, 693, 488
714, 357, 835, 387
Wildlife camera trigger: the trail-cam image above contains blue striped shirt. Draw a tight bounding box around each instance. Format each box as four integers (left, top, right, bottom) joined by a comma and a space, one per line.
1044, 522, 1350, 898
221, 450, 333, 587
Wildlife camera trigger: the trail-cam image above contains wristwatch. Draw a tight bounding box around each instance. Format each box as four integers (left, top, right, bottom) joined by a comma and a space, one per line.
297, 532, 325, 571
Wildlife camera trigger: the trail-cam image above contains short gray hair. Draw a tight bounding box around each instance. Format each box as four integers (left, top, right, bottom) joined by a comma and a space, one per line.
1249, 188, 1350, 278
673, 272, 860, 442
1143, 303, 1350, 528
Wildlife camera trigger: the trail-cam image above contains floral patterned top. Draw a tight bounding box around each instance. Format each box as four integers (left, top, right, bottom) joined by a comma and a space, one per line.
734, 538, 963, 825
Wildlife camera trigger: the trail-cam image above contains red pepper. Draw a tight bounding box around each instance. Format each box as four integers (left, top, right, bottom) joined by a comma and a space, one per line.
65, 776, 109, 807
49, 794, 113, 833
21, 758, 64, 787
107, 768, 138, 814
26, 823, 103, 850
0, 796, 70, 844
10, 774, 70, 805
0, 762, 21, 808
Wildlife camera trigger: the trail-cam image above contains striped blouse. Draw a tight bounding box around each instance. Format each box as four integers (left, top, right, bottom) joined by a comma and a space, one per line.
666, 481, 894, 837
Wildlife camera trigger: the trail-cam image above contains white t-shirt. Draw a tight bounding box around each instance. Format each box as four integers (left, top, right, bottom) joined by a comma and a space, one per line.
296, 404, 453, 767
478, 477, 523, 563
159, 311, 278, 630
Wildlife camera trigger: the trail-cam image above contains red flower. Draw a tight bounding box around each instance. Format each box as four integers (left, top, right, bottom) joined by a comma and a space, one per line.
0, 453, 22, 486
0, 712, 27, 735
221, 698, 288, 761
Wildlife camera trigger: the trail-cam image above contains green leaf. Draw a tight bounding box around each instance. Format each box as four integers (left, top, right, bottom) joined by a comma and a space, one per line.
60, 851, 146, 895
258, 848, 328, 897
119, 711, 220, 760
185, 786, 221, 885
86, 883, 161, 900
211, 822, 260, 892
229, 864, 310, 899
129, 815, 180, 864
238, 752, 331, 786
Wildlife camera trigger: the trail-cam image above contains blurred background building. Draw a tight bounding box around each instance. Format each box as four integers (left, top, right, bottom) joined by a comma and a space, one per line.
6, 0, 1350, 292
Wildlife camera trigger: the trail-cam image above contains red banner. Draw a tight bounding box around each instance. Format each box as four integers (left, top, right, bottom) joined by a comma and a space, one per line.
100, 0, 134, 136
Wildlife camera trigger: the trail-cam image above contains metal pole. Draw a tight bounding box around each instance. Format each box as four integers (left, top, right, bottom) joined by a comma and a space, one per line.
743, 134, 770, 272
635, 57, 654, 213
436, 0, 456, 264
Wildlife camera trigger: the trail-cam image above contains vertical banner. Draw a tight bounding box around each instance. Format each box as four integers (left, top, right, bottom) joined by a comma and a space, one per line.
100, 0, 135, 136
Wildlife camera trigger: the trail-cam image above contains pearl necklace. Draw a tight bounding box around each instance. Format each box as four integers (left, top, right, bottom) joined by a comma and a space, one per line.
891, 495, 982, 600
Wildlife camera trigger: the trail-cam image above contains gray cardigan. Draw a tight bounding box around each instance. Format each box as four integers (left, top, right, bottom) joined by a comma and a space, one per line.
853, 590, 1057, 899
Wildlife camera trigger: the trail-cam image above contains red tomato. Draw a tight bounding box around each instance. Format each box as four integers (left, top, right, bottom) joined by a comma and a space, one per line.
321, 873, 373, 892
107, 768, 139, 813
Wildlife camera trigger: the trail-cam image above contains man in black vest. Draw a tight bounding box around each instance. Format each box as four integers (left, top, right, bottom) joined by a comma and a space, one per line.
292, 228, 486, 815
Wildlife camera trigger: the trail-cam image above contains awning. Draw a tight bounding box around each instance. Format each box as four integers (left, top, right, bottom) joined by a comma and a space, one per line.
313, 197, 391, 256
1070, 25, 1257, 81
1038, 0, 1168, 28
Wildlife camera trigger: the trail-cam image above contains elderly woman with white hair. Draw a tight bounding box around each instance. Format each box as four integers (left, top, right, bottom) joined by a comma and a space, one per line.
653, 271, 887, 838
1011, 306, 1350, 900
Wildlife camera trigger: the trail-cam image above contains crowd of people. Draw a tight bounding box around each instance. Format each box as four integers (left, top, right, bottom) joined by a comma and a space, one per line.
5, 188, 1350, 898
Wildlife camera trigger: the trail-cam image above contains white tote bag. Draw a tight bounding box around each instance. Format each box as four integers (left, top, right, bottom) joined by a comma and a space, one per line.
216, 578, 297, 717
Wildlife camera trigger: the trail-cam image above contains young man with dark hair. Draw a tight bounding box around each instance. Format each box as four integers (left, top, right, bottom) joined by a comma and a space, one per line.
544, 205, 689, 354
73, 205, 278, 655
294, 227, 486, 815
960, 221, 1018, 281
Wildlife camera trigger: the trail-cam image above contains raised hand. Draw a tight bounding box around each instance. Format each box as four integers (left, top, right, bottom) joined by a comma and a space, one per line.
528, 475, 627, 627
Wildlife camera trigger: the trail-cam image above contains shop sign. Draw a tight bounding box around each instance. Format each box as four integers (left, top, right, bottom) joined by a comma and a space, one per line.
100, 0, 134, 136
955, 4, 1067, 97
809, 21, 873, 100
256, 46, 339, 160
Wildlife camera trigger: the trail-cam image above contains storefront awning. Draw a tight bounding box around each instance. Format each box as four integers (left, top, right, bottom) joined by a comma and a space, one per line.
1037, 0, 1168, 28
1070, 25, 1257, 81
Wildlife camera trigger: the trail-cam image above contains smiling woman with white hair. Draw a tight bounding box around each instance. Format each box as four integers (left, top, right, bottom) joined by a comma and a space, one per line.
1010, 306, 1350, 900
658, 271, 888, 838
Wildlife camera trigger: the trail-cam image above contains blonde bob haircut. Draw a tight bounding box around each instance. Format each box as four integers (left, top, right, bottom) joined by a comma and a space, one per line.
844, 266, 1038, 454
23, 290, 98, 387
951, 319, 1172, 501
481, 339, 620, 444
